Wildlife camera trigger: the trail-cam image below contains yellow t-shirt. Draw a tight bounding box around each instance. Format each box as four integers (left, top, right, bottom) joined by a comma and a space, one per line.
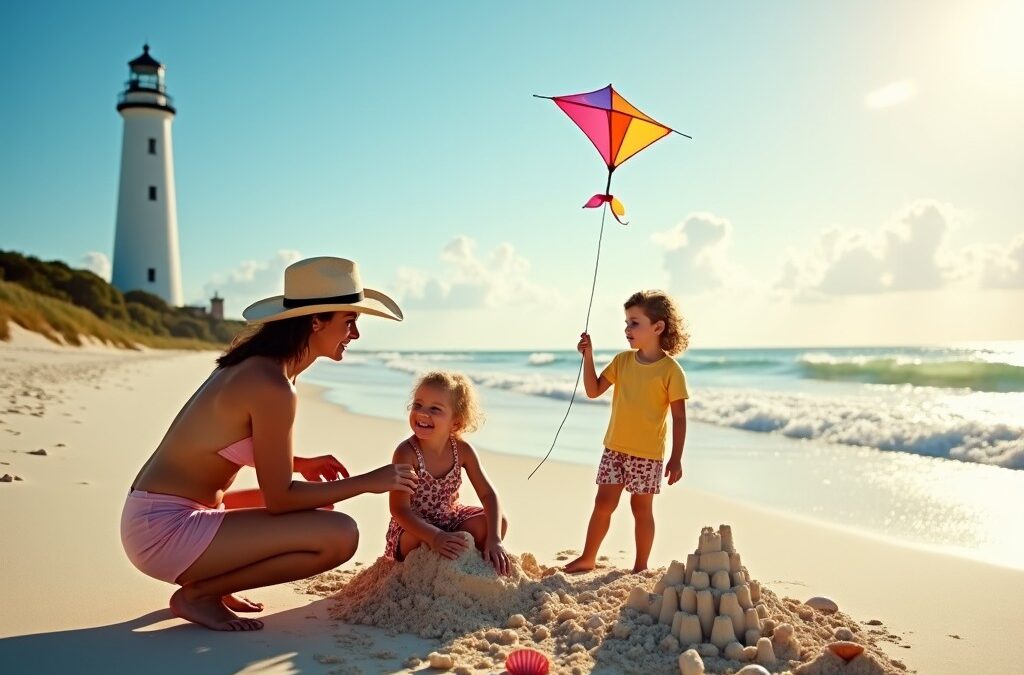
601, 350, 689, 460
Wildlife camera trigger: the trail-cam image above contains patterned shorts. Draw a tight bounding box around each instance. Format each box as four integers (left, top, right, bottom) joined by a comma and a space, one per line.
596, 448, 663, 494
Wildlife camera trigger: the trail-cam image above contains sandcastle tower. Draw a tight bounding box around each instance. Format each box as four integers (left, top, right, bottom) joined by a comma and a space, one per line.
626, 525, 801, 670
111, 44, 184, 306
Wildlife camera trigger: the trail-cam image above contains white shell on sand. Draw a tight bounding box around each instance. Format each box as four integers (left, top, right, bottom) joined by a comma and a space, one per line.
680, 586, 698, 613
711, 570, 732, 590
678, 649, 704, 675
428, 652, 455, 669
710, 615, 738, 649
723, 641, 746, 661
678, 613, 703, 646
660, 587, 680, 625
691, 571, 710, 590
755, 637, 777, 666
805, 596, 839, 614
736, 666, 771, 675
696, 590, 715, 637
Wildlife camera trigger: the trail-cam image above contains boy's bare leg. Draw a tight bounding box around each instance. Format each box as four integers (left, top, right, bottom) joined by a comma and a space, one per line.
630, 492, 655, 573
564, 484, 625, 573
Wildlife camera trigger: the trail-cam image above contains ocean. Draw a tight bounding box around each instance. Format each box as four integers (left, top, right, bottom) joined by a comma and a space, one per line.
306, 344, 1024, 569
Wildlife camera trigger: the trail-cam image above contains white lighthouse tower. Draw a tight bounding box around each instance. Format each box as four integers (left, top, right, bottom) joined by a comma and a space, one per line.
111, 44, 183, 306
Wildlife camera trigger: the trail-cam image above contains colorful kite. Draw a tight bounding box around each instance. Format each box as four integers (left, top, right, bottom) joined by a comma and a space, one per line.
529, 85, 689, 479
535, 84, 690, 225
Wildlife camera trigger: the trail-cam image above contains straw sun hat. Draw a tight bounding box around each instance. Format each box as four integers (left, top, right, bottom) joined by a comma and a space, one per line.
242, 257, 403, 323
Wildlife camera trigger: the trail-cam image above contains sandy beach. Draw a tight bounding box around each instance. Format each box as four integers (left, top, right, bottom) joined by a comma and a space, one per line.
1, 331, 1021, 674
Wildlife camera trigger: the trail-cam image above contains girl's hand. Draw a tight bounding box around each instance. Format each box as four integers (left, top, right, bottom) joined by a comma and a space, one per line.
577, 332, 593, 356
363, 464, 418, 494
296, 455, 350, 482
483, 536, 511, 576
431, 531, 471, 560
665, 459, 683, 485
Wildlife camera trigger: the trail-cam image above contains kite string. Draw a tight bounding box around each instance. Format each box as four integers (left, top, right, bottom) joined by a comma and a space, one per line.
528, 202, 608, 479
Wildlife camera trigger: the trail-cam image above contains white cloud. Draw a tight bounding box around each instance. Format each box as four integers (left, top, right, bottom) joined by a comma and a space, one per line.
80, 251, 111, 282
776, 200, 1024, 298
967, 234, 1024, 289
864, 79, 918, 110
651, 212, 739, 293
202, 249, 301, 318
392, 236, 549, 309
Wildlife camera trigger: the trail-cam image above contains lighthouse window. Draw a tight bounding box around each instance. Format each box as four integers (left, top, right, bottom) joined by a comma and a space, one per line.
148, 268, 156, 283
148, 138, 157, 155
149, 186, 157, 201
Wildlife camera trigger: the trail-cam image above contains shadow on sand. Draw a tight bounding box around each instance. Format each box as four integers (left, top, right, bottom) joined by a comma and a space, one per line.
0, 596, 436, 674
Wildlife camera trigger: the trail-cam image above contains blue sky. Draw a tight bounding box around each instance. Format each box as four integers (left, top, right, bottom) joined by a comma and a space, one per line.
1, 1, 1022, 349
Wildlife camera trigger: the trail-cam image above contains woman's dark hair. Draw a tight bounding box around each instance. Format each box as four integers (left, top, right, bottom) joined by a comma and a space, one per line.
216, 312, 335, 368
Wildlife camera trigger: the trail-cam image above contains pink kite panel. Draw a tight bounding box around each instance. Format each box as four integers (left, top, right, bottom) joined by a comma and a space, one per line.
555, 99, 612, 166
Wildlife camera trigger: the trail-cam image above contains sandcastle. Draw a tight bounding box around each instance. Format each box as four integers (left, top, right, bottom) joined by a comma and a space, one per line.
624, 525, 801, 672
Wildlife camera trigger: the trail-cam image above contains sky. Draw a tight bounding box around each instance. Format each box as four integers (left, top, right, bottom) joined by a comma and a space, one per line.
1, 1, 1022, 350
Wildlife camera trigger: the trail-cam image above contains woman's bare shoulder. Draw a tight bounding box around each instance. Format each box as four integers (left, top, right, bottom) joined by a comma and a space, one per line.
221, 358, 294, 400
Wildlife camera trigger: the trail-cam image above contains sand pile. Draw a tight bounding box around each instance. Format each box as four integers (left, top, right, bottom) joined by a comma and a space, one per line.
309, 527, 908, 675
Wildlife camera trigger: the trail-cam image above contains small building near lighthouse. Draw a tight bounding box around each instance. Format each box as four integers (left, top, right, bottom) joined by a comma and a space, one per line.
111, 44, 184, 306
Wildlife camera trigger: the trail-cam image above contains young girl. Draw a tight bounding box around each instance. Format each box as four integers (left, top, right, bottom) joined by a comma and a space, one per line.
386, 371, 512, 575
564, 290, 689, 574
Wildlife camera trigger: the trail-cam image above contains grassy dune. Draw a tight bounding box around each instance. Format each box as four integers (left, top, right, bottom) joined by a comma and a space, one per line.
0, 280, 221, 350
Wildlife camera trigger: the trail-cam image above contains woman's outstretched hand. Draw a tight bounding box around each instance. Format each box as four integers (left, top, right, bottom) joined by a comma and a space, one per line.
483, 536, 511, 576
362, 464, 418, 494
431, 531, 471, 560
296, 455, 349, 481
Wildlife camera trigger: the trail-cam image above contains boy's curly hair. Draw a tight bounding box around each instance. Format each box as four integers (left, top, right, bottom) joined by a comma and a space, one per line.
624, 290, 690, 356
412, 371, 484, 436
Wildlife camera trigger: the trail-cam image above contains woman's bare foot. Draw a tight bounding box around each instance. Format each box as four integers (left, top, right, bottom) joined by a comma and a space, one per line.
631, 564, 648, 574
563, 556, 596, 573
222, 594, 264, 613
170, 586, 264, 631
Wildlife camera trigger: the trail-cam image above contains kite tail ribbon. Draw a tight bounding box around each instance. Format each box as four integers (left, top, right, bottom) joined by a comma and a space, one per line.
583, 194, 628, 225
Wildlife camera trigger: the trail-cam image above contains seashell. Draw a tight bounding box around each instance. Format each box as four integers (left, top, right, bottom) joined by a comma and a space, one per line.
804, 596, 839, 614
736, 666, 771, 675
505, 648, 550, 675
827, 641, 865, 662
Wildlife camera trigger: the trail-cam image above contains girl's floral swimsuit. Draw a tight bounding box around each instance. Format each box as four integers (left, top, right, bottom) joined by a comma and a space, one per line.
384, 436, 484, 560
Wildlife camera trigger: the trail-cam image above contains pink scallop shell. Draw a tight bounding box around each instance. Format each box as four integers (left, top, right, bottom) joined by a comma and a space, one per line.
827, 641, 864, 662
505, 648, 550, 675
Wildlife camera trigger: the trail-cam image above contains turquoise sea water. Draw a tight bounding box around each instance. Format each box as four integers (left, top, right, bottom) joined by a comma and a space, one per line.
306, 345, 1024, 569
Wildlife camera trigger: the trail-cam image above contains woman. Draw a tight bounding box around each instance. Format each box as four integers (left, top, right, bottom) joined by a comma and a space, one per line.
121, 256, 418, 631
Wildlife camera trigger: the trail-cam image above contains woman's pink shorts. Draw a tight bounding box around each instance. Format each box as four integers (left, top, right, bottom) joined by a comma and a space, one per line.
120, 489, 226, 584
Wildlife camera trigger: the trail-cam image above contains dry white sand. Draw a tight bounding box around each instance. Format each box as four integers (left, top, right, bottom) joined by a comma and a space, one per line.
0, 325, 1021, 674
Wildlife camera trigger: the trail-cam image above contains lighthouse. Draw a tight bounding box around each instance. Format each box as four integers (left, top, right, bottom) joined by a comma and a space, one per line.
111, 44, 183, 306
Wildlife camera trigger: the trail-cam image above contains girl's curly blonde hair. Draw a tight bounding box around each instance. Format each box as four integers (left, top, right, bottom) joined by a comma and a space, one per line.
412, 370, 484, 436
624, 290, 690, 356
